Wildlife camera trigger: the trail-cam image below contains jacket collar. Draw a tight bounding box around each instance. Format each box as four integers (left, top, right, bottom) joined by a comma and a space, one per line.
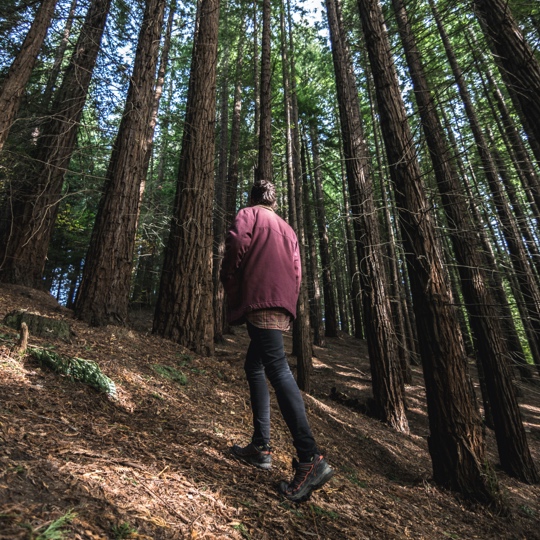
252, 204, 275, 213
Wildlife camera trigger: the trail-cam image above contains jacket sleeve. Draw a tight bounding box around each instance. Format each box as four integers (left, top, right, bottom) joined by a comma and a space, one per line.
293, 237, 302, 296
219, 209, 254, 307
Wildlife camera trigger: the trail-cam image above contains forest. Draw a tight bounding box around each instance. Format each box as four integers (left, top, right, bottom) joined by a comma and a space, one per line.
1, 0, 540, 535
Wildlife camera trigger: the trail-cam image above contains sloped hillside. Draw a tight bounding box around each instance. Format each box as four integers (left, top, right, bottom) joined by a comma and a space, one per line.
0, 283, 539, 539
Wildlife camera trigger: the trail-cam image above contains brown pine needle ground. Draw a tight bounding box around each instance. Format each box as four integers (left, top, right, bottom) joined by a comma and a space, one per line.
0, 283, 539, 539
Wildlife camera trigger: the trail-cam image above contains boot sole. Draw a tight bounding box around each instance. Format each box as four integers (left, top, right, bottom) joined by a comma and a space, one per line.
230, 449, 272, 470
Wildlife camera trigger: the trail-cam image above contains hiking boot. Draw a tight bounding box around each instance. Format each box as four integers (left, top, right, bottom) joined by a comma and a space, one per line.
279, 455, 334, 503
231, 442, 272, 470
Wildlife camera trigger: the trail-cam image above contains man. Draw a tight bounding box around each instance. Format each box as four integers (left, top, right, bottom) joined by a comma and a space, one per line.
220, 180, 334, 503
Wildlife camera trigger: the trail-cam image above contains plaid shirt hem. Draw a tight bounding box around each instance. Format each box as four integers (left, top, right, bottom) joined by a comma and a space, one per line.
246, 308, 291, 331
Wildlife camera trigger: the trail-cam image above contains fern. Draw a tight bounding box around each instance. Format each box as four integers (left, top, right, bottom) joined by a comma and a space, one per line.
35, 509, 76, 540
30, 348, 116, 397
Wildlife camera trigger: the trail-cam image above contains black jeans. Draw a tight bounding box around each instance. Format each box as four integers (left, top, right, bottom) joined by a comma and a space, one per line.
245, 322, 318, 462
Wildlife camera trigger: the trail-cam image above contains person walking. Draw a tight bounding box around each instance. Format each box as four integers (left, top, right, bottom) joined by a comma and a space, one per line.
220, 180, 334, 503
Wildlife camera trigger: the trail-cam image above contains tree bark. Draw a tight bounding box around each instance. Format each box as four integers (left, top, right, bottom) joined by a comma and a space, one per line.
226, 18, 246, 228
281, 0, 312, 392
0, 0, 111, 287
326, 0, 408, 432
310, 122, 338, 338
474, 0, 540, 166
213, 11, 231, 344
340, 167, 364, 340
357, 0, 496, 500
302, 134, 325, 347
75, 0, 167, 325
364, 57, 414, 372
432, 0, 540, 372
0, 0, 59, 151
153, 0, 220, 355
256, 0, 272, 182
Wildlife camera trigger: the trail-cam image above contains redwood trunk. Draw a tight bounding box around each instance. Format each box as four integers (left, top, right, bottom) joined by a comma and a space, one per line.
256, 0, 272, 182
75, 0, 167, 325
0, 0, 59, 151
310, 123, 338, 338
326, 0, 408, 432
152, 0, 219, 354
394, 0, 535, 487
474, 0, 540, 163
357, 0, 495, 499
0, 0, 111, 287
302, 136, 325, 348
281, 0, 312, 392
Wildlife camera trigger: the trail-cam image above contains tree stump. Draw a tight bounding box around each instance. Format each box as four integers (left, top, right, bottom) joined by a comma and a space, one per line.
4, 310, 72, 342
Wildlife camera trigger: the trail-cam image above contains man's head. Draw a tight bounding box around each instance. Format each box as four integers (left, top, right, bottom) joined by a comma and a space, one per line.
250, 180, 277, 210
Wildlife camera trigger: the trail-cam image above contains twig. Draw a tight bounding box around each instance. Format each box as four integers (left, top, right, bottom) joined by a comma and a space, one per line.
22, 410, 78, 432
139, 481, 190, 524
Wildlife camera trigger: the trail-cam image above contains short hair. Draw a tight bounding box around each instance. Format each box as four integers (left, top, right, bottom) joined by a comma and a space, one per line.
250, 180, 277, 209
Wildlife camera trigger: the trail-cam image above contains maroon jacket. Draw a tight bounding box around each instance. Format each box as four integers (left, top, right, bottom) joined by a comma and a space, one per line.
220, 205, 301, 325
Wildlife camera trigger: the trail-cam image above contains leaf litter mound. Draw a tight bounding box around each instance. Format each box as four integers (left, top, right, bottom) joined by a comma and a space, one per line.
0, 283, 539, 539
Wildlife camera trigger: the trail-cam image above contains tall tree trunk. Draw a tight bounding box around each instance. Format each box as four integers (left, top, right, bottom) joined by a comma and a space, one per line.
310, 122, 338, 338
131, 244, 159, 308
256, 0, 272, 182
302, 134, 325, 348
432, 0, 540, 372
439, 104, 533, 381
393, 0, 536, 486
143, 0, 176, 185
0, 0, 111, 287
281, 0, 312, 392
152, 0, 219, 354
364, 56, 414, 372
213, 13, 231, 344
226, 23, 246, 225
332, 238, 350, 334
357, 0, 496, 500
43, 0, 78, 106
326, 0, 408, 433
340, 166, 364, 340
474, 0, 540, 165
252, 1, 260, 142
75, 0, 167, 325
0, 0, 59, 151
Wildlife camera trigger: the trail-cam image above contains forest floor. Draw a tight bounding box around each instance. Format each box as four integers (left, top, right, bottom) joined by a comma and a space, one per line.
0, 283, 540, 539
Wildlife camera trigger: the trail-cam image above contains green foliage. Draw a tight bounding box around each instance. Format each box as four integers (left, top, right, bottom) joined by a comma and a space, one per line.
30, 348, 117, 397
310, 504, 339, 519
176, 352, 194, 364
152, 364, 187, 385
519, 504, 536, 517
231, 522, 250, 539
343, 466, 368, 488
34, 509, 76, 540
111, 521, 138, 539
279, 501, 304, 517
